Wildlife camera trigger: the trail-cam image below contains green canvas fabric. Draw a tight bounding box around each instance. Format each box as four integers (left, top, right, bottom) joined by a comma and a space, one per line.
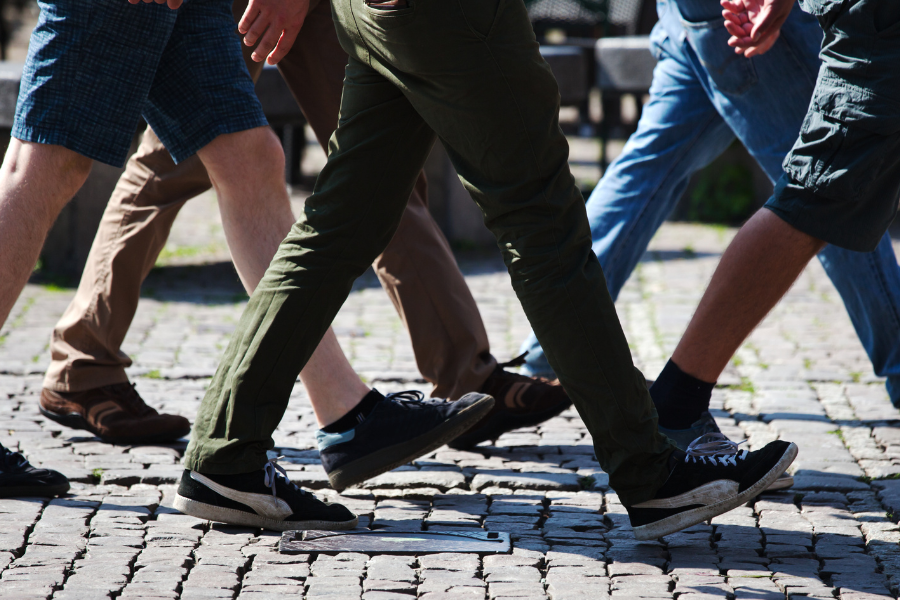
184, 0, 675, 506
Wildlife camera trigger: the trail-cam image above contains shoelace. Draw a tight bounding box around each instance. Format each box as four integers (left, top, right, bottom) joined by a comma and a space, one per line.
385, 390, 427, 406
684, 433, 749, 466
263, 456, 311, 500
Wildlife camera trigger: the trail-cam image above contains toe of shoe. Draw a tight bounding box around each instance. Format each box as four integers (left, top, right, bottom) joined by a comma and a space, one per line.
454, 393, 494, 413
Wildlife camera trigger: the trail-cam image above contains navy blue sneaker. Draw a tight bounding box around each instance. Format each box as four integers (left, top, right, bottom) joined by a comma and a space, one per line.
318, 390, 494, 491
0, 443, 69, 498
660, 413, 793, 491
173, 458, 357, 531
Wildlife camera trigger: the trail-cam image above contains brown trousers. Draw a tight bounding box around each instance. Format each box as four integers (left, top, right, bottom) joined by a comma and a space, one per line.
43, 0, 496, 400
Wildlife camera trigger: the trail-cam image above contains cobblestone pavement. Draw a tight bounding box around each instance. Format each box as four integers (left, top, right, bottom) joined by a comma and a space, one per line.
1, 221, 900, 600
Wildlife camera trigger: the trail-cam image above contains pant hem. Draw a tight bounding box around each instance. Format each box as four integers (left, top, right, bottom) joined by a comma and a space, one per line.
42, 367, 131, 393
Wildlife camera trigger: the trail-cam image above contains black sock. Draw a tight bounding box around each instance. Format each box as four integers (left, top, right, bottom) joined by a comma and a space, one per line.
650, 360, 715, 430
321, 389, 384, 433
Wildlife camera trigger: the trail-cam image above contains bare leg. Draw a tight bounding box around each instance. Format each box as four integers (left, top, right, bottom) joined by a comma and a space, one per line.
671, 209, 826, 382
196, 127, 369, 427
0, 140, 93, 326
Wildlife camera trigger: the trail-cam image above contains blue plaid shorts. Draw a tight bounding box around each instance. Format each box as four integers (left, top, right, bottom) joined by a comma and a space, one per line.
12, 0, 267, 167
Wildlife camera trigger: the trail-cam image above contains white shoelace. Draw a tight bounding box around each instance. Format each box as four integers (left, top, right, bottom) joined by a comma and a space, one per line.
263, 456, 305, 498
684, 433, 749, 466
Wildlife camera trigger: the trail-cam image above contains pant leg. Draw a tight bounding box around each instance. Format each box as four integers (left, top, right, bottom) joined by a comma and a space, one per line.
184, 57, 441, 477
351, 0, 672, 503
519, 21, 736, 377
274, 0, 496, 398
43, 129, 211, 392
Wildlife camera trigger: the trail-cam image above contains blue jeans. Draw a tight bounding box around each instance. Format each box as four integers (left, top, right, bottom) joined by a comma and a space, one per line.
520, 0, 900, 405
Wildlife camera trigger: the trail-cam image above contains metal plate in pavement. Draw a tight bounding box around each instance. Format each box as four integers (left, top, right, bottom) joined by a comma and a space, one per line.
279, 530, 511, 555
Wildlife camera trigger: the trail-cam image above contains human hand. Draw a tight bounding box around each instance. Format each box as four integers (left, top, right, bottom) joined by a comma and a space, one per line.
127, 0, 183, 10
721, 0, 795, 57
239, 0, 310, 65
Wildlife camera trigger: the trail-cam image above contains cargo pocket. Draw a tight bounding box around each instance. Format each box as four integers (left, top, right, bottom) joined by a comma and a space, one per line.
682, 16, 757, 95
784, 86, 900, 202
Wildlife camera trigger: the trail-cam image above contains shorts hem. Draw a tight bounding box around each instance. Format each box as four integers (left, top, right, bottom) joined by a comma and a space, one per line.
765, 181, 882, 253
11, 124, 132, 168
158, 112, 269, 165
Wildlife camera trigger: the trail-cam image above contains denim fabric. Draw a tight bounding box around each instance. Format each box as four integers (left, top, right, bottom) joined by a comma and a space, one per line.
12, 0, 265, 166
520, 0, 900, 405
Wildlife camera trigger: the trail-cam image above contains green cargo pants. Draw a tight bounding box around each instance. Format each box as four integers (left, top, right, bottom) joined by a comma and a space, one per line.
184, 0, 676, 505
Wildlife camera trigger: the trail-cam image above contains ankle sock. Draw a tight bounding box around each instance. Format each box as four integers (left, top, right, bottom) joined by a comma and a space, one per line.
650, 360, 715, 430
321, 389, 384, 433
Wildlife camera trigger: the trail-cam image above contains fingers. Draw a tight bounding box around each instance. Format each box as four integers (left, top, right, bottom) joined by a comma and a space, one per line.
243, 11, 271, 48
167, 0, 183, 7
251, 22, 280, 62
239, 0, 261, 35
748, 3, 777, 43
266, 27, 299, 65
744, 29, 780, 57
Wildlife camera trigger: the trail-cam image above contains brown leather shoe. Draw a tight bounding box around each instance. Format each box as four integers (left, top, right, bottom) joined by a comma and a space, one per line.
447, 354, 572, 449
40, 383, 191, 444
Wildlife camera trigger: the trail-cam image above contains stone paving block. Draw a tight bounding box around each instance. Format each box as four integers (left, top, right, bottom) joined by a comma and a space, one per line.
471, 471, 580, 492
0, 223, 898, 600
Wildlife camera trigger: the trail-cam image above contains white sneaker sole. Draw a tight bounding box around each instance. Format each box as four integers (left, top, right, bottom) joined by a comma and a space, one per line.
172, 494, 358, 532
632, 442, 798, 540
765, 473, 794, 492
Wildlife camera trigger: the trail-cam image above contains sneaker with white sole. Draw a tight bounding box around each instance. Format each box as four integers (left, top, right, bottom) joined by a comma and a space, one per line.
659, 412, 794, 491
173, 458, 358, 531
626, 438, 798, 540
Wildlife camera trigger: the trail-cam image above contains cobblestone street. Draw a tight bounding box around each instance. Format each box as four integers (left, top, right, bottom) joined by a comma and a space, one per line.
1, 218, 899, 600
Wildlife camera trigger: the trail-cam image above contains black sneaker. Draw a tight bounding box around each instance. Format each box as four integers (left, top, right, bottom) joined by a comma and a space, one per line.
0, 443, 69, 498
626, 439, 798, 540
660, 413, 794, 491
318, 390, 494, 491
173, 458, 358, 531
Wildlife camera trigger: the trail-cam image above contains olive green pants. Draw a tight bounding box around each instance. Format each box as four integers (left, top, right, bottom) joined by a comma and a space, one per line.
185, 0, 675, 505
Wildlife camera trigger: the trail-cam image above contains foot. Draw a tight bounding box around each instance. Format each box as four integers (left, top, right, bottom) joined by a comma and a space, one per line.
448, 354, 572, 449
40, 382, 191, 444
0, 444, 69, 498
318, 390, 494, 491
659, 412, 794, 491
627, 439, 798, 540
173, 458, 357, 531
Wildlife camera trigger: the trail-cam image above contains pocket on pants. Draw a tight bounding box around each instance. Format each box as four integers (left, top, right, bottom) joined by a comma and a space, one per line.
364, 0, 415, 17
458, 0, 504, 39
784, 107, 899, 203
682, 16, 758, 95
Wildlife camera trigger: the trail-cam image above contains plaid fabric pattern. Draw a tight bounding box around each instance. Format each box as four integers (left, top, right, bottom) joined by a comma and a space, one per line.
12, 0, 266, 167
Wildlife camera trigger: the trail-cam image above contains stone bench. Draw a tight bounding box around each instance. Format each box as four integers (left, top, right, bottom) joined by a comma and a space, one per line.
595, 35, 656, 165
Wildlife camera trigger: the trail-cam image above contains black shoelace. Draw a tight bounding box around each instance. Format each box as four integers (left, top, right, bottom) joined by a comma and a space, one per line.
385, 390, 430, 407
